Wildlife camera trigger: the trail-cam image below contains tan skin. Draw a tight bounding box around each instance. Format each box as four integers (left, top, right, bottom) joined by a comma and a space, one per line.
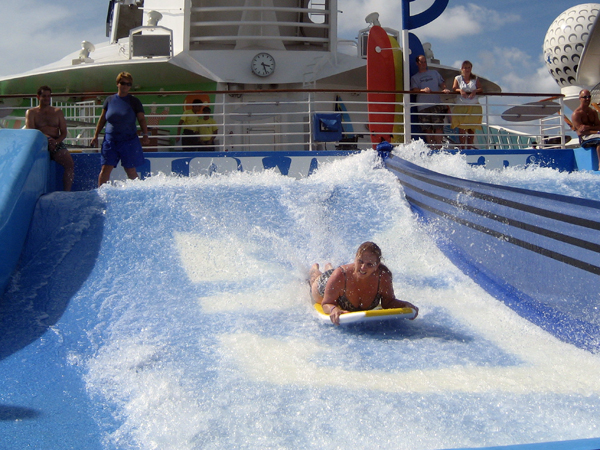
309, 251, 419, 325
571, 89, 600, 170
90, 77, 150, 186
452, 62, 483, 148
25, 90, 75, 191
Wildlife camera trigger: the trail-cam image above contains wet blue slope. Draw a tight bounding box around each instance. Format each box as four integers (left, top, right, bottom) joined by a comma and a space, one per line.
1, 153, 600, 450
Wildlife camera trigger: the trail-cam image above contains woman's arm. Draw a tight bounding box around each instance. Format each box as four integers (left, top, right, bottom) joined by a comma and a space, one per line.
321, 268, 347, 325
475, 78, 483, 94
453, 77, 460, 93
137, 112, 150, 145
90, 110, 107, 147
379, 272, 419, 319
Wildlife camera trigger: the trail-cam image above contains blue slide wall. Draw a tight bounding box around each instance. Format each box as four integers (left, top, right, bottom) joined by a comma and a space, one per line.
0, 129, 48, 295
385, 155, 600, 352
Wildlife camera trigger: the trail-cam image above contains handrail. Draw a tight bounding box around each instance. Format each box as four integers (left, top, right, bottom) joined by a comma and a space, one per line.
0, 89, 566, 100
190, 21, 328, 28
0, 89, 570, 153
190, 35, 329, 42
190, 6, 330, 14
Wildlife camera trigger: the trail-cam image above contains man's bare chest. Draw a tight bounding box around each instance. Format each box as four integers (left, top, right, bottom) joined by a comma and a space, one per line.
34, 109, 59, 128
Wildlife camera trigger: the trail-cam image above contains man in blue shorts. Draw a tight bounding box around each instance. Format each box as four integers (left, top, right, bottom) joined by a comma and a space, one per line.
91, 71, 150, 186
572, 89, 600, 171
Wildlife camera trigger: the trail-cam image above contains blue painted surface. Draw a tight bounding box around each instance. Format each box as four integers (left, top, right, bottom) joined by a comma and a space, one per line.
0, 129, 48, 296
432, 148, 577, 172
386, 155, 600, 352
312, 113, 343, 142
402, 0, 449, 30
2, 149, 600, 449
451, 437, 600, 450
56, 150, 358, 192
573, 146, 599, 171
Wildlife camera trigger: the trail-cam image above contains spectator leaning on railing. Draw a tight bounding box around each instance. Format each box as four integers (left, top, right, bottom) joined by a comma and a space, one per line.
410, 54, 451, 149
451, 60, 483, 149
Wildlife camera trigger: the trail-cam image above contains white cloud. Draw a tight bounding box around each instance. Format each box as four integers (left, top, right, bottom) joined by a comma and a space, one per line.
498, 65, 559, 95
475, 48, 559, 94
337, 0, 403, 38
0, 1, 106, 77
337, 2, 520, 41
417, 4, 520, 41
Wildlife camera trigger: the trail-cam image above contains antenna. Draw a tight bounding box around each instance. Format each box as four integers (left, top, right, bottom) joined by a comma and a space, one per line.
73, 41, 95, 65
147, 10, 163, 27
365, 12, 380, 27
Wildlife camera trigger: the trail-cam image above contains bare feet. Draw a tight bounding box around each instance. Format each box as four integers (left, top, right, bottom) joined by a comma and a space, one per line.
309, 263, 322, 286
324, 263, 333, 271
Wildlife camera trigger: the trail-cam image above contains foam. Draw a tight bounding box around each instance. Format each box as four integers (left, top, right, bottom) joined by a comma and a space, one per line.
397, 141, 600, 201
4, 150, 600, 450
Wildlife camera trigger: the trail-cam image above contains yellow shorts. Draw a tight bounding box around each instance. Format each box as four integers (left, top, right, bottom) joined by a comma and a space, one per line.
451, 104, 483, 131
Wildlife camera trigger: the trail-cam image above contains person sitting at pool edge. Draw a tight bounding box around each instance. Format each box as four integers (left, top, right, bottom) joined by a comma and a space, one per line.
26, 85, 75, 191
309, 241, 419, 325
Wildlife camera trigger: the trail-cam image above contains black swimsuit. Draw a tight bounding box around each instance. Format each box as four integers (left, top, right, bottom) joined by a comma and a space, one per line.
317, 267, 382, 311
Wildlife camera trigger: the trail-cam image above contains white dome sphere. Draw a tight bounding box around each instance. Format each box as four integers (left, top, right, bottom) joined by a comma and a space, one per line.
543, 3, 600, 88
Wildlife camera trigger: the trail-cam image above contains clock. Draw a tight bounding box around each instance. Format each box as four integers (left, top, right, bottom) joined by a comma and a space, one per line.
251, 52, 276, 77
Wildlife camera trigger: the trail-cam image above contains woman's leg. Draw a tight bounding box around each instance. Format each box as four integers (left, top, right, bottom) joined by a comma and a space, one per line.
309, 263, 333, 304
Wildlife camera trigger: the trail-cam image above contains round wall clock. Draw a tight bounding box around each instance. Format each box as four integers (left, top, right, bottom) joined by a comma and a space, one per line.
251, 53, 276, 77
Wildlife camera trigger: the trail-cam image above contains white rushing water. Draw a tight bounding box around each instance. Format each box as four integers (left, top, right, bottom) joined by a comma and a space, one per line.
399, 141, 600, 201
18, 148, 600, 449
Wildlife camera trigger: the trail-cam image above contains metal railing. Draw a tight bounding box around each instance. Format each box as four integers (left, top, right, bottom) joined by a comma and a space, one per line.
0, 89, 570, 153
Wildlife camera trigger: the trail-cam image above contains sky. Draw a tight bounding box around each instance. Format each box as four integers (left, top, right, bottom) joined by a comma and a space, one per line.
0, 0, 583, 98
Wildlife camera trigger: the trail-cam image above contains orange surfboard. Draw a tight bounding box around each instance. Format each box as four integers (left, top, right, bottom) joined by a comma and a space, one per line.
367, 26, 396, 147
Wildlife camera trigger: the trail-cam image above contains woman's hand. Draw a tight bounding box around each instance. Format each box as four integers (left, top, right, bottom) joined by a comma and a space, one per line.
329, 305, 345, 325
400, 301, 419, 320
387, 299, 419, 320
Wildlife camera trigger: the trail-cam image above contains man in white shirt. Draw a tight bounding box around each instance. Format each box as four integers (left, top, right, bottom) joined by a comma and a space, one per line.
411, 55, 450, 148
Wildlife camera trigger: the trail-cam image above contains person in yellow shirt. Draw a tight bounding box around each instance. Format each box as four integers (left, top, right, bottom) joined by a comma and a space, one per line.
198, 106, 218, 151
178, 99, 203, 151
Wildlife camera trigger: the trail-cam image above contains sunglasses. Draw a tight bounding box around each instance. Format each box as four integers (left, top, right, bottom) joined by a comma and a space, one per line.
119, 81, 132, 86
580, 95, 592, 99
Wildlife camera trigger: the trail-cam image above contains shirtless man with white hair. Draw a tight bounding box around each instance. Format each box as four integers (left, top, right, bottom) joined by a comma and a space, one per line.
26, 85, 75, 190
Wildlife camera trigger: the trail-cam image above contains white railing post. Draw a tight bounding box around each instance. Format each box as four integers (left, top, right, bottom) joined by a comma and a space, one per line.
402, 29, 411, 144
484, 96, 490, 150
308, 92, 314, 151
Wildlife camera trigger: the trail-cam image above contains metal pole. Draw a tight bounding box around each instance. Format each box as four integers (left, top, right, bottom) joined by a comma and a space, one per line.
402, 29, 411, 144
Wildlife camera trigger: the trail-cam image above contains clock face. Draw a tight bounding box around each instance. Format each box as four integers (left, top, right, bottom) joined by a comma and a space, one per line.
251, 53, 275, 77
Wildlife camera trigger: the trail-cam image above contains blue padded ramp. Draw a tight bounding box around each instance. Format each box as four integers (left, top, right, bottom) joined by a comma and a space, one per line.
0, 129, 48, 295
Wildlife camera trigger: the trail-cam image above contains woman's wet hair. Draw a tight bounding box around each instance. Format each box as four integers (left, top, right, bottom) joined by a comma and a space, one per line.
355, 242, 392, 277
356, 241, 382, 261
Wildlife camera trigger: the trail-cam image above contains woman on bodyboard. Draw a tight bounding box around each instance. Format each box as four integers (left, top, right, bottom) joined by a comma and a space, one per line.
309, 242, 419, 325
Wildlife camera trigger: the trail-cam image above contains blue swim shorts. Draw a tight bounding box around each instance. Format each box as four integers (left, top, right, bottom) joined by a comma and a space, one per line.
101, 137, 145, 169
580, 134, 600, 148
